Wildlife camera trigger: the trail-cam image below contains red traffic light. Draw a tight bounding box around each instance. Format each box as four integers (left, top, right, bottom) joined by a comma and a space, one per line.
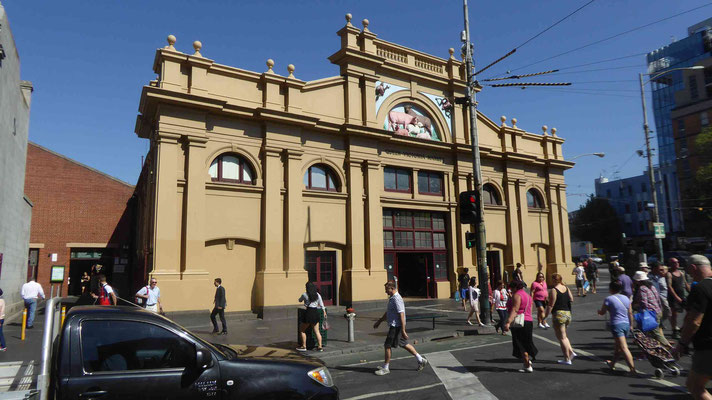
469, 195, 476, 203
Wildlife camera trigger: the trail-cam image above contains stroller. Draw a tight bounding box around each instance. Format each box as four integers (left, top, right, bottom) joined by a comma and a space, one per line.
631, 329, 682, 379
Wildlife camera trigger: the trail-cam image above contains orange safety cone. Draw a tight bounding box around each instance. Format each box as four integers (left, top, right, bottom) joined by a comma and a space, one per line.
21, 309, 27, 341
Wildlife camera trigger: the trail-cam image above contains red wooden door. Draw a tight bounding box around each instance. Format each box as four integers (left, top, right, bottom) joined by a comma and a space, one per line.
305, 251, 336, 305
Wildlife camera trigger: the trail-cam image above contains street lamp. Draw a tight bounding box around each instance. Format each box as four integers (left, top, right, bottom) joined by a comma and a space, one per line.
639, 65, 704, 263
569, 152, 605, 161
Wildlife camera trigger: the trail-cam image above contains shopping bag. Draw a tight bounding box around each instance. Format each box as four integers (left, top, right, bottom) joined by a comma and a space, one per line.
583, 281, 590, 292
454, 291, 461, 302
634, 309, 658, 332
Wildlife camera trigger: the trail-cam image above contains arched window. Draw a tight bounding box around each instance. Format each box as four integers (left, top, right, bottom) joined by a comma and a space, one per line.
483, 184, 502, 205
209, 154, 255, 184
527, 189, 545, 209
304, 164, 339, 191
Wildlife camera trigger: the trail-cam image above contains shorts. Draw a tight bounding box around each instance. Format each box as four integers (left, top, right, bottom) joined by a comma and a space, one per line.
586, 276, 597, 283
534, 300, 547, 308
692, 349, 712, 376
575, 279, 584, 288
461, 289, 468, 300
384, 326, 409, 349
610, 322, 630, 338
553, 310, 571, 326
304, 307, 320, 325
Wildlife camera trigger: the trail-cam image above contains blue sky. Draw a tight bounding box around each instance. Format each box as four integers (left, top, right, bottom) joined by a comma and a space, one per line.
4, 0, 710, 211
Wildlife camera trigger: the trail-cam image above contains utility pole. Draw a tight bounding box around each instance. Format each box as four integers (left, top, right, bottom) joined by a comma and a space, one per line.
638, 73, 665, 263
462, 0, 490, 324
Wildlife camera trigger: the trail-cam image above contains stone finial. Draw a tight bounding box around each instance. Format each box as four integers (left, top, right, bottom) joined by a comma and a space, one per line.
165, 35, 177, 51
287, 64, 295, 78
542, 125, 548, 135
192, 41, 202, 57
448, 48, 455, 60
362, 19, 370, 32
266, 59, 275, 73
551, 127, 557, 137
345, 13, 353, 26
500, 116, 507, 127
511, 118, 518, 129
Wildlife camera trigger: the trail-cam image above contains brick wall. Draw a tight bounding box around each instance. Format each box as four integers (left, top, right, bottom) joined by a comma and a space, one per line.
24, 143, 135, 296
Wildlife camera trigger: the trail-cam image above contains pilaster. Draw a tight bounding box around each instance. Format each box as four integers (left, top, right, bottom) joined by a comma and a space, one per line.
187, 54, 214, 95
346, 158, 366, 271
260, 146, 284, 272
284, 148, 304, 271
153, 132, 181, 272
183, 135, 208, 272
504, 178, 523, 271
364, 160, 383, 271
344, 74, 362, 125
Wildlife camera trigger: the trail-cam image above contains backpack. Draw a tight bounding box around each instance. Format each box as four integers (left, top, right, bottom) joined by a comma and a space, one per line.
98, 284, 111, 306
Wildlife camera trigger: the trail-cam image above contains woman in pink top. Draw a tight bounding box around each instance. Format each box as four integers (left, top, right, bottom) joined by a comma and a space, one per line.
503, 280, 538, 372
530, 272, 550, 329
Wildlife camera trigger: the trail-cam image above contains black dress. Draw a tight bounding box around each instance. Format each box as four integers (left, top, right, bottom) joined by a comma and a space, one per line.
510, 292, 538, 360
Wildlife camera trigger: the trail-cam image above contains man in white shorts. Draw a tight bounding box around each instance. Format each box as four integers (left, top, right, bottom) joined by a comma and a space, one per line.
136, 278, 163, 313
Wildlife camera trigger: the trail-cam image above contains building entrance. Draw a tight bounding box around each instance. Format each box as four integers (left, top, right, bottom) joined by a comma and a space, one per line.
395, 252, 434, 297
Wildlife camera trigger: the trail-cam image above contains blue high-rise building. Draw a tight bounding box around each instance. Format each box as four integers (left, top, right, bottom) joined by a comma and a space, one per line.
646, 18, 712, 235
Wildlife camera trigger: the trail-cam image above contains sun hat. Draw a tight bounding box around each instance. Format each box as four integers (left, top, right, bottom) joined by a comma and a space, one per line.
633, 271, 648, 281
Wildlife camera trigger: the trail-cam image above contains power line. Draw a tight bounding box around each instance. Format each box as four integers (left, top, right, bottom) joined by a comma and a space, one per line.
503, 87, 638, 98
544, 65, 642, 75
487, 3, 712, 77
557, 52, 649, 71
513, 0, 597, 50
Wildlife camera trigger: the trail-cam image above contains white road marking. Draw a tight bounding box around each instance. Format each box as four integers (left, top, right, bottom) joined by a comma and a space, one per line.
428, 351, 498, 400
533, 333, 687, 393
0, 361, 35, 392
342, 382, 444, 400
340, 339, 509, 367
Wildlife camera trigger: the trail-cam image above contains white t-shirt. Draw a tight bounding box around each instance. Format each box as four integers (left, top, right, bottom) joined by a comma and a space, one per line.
468, 286, 481, 304
493, 288, 509, 310
136, 286, 160, 305
103, 284, 114, 295
299, 292, 324, 309
574, 266, 585, 281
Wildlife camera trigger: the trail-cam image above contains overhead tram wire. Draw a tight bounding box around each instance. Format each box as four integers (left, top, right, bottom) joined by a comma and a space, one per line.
483, 69, 559, 82
473, 0, 596, 77
486, 2, 712, 79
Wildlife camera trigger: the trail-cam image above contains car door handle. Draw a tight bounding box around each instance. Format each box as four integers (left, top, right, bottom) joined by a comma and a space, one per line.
79, 390, 108, 398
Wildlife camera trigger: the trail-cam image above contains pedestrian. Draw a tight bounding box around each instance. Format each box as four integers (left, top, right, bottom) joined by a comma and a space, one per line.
572, 262, 586, 297
466, 277, 484, 326
545, 273, 575, 364
80, 271, 90, 294
672, 255, 712, 400
586, 258, 599, 294
135, 278, 163, 313
0, 289, 6, 351
650, 263, 671, 329
598, 280, 637, 375
493, 281, 509, 335
666, 257, 690, 339
89, 264, 104, 298
296, 282, 326, 352
632, 271, 670, 348
615, 267, 634, 299
20, 278, 45, 329
373, 281, 428, 376
92, 275, 117, 306
503, 279, 538, 373
458, 268, 470, 310
513, 263, 524, 283
210, 278, 227, 335
530, 272, 549, 329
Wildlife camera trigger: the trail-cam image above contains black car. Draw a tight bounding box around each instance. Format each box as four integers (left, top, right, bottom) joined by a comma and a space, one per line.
50, 306, 338, 399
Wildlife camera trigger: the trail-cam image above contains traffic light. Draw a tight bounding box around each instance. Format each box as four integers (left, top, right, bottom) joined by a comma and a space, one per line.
465, 231, 477, 249
459, 190, 480, 224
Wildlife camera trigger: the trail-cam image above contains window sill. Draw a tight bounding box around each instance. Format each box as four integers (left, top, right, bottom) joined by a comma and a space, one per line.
206, 181, 264, 193
303, 189, 348, 200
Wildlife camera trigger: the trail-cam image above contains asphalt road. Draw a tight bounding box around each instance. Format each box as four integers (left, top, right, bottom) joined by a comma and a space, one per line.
325, 269, 706, 400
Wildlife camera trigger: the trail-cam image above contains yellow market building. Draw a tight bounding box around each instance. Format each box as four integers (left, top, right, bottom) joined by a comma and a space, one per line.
133, 15, 575, 314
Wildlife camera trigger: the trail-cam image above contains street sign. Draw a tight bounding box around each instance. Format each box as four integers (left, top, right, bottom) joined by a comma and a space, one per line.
653, 222, 665, 239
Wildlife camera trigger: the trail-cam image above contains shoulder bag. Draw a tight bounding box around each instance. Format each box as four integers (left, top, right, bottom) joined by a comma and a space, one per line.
511, 294, 530, 328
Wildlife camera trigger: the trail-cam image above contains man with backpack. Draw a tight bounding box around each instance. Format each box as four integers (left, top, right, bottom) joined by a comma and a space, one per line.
136, 278, 163, 313
92, 274, 117, 306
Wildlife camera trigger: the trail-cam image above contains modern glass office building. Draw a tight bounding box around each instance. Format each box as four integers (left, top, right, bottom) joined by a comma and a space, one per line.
646, 18, 712, 234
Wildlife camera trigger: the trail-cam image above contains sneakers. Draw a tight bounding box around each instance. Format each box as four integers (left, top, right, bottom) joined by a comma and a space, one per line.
571, 351, 578, 359
375, 367, 390, 376
466, 321, 473, 326
538, 323, 546, 329
417, 357, 428, 372
518, 366, 533, 373
557, 359, 572, 365
544, 323, 551, 329
296, 347, 306, 352
0, 348, 6, 352
478, 322, 486, 327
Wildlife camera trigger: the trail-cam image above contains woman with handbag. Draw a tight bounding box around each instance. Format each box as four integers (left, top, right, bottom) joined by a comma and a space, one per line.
598, 280, 637, 375
503, 280, 538, 373
632, 271, 670, 348
296, 282, 327, 352
545, 273, 576, 364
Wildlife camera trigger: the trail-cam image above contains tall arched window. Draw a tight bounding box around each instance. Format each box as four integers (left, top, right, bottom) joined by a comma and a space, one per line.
483, 184, 502, 205
304, 164, 339, 191
527, 189, 545, 209
209, 154, 255, 184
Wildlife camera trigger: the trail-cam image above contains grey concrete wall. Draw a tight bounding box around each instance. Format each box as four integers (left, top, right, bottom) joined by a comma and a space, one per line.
0, 2, 33, 318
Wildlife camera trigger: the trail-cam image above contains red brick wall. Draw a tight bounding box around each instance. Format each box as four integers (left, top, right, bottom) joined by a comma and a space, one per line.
24, 143, 135, 295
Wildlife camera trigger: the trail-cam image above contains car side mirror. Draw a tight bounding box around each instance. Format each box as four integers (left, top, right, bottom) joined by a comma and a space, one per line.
196, 349, 213, 369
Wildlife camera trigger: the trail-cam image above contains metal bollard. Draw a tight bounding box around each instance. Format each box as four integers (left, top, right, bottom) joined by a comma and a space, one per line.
21, 309, 27, 341
344, 308, 356, 343
61, 306, 66, 326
